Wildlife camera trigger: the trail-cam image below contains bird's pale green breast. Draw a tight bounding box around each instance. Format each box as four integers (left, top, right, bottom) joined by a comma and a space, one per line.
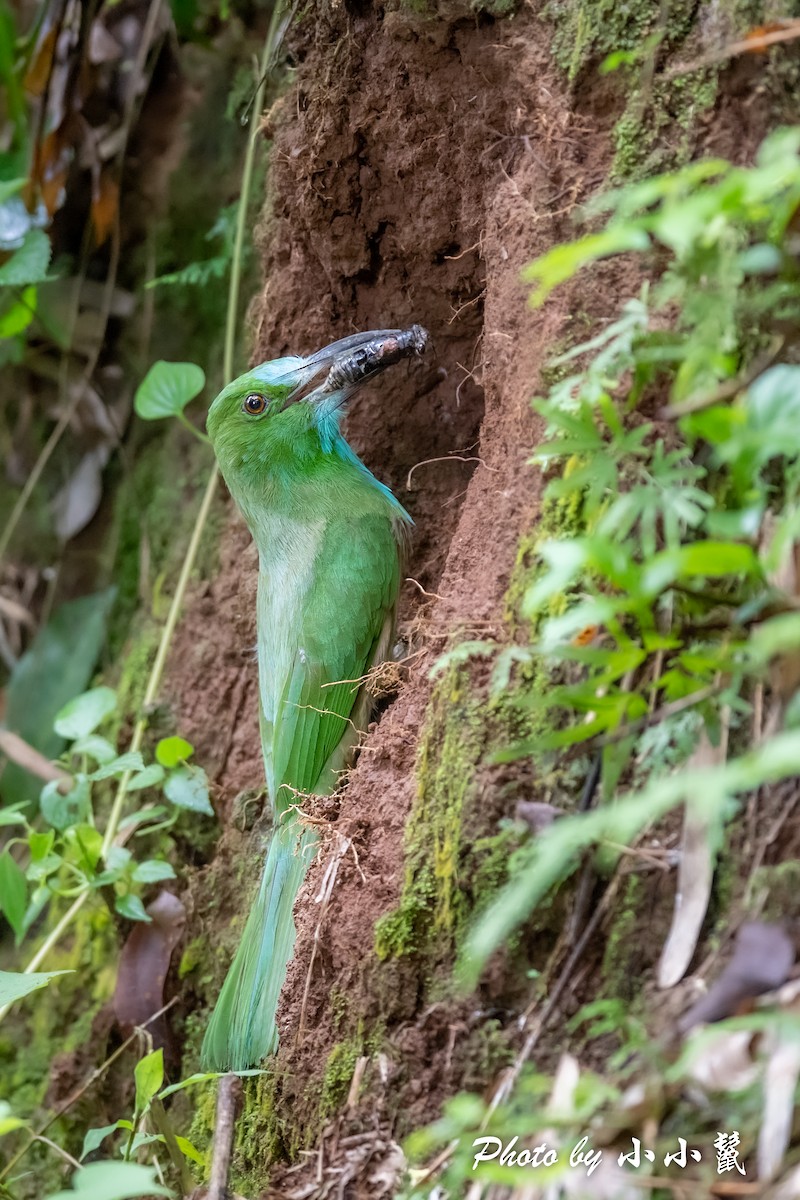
208, 369, 408, 811
257, 492, 402, 806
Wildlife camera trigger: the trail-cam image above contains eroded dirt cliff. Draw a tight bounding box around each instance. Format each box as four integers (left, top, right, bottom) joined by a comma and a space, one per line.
158, 3, 795, 1195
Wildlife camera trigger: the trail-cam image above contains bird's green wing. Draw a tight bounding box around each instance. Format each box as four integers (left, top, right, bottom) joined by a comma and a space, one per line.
270, 512, 399, 807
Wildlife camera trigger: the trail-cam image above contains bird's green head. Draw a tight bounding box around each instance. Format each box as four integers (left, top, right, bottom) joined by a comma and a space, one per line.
206, 327, 428, 501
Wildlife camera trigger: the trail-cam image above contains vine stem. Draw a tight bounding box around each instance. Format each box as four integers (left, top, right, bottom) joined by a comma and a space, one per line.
1, 28, 274, 1021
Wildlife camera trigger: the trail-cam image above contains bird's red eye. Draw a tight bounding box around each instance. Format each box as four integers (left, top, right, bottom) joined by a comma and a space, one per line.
243, 393, 267, 415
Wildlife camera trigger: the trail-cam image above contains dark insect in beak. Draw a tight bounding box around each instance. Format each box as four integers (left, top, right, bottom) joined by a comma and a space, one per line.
320, 325, 429, 395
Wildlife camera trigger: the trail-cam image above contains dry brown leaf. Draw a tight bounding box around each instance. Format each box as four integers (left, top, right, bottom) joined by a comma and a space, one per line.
114, 890, 186, 1045
91, 172, 119, 247
0, 729, 71, 789
24, 25, 58, 97
658, 730, 726, 989
739, 20, 800, 54
32, 126, 71, 217
679, 922, 795, 1033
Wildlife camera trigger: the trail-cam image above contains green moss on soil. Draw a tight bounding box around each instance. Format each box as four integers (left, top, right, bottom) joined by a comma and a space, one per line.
0, 902, 117, 1198
601, 873, 642, 1000
374, 665, 486, 960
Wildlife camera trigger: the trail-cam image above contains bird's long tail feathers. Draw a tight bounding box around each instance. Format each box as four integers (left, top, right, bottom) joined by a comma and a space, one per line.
201, 819, 318, 1071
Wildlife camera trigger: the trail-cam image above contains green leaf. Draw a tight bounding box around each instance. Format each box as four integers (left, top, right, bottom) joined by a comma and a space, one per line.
0, 229, 51, 286
174, 1134, 205, 1165
105, 845, 132, 873
28, 829, 54, 862
89, 751, 145, 782
65, 824, 104, 873
0, 968, 72, 1007
0, 803, 29, 826
164, 765, 213, 816
134, 1047, 164, 1113
44, 1161, 172, 1200
40, 775, 90, 830
1, 589, 115, 808
80, 1121, 130, 1160
115, 894, 150, 923
0, 285, 36, 337
0, 850, 26, 938
134, 360, 205, 421
461, 729, 800, 988
158, 1068, 262, 1098
737, 243, 781, 274
522, 226, 651, 305
155, 736, 194, 768
54, 687, 117, 740
673, 540, 759, 579
0, 1112, 29, 1137
71, 735, 117, 764
126, 763, 165, 791
0, 179, 25, 204
132, 859, 176, 884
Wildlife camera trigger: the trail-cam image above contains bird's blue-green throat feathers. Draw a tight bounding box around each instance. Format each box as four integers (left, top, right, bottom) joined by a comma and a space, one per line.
202, 326, 429, 1071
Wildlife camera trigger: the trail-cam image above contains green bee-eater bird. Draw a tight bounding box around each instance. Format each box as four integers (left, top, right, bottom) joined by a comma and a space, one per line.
202, 326, 428, 1071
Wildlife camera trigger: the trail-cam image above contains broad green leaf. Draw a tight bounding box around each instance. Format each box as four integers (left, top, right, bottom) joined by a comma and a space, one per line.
673, 540, 759, 579
40, 775, 90, 830
71, 735, 117, 764
155, 736, 194, 768
175, 1134, 205, 1165
54, 687, 117, 740
0, 968, 72, 1006
134, 1048, 164, 1113
105, 845, 132, 873
44, 1160, 172, 1200
0, 229, 51, 286
164, 765, 213, 816
126, 763, 165, 791
89, 751, 145, 782
64, 824, 103, 872
0, 850, 26, 938
1, 589, 115, 808
132, 859, 176, 884
28, 829, 54, 861
115, 894, 150, 923
134, 360, 205, 421
80, 1121, 129, 1160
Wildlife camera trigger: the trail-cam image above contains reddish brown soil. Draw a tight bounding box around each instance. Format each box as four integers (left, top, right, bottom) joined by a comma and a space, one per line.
158, 6, 785, 1199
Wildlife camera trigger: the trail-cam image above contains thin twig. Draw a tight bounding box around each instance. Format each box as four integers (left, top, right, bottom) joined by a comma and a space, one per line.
206, 1074, 243, 1200
0, 730, 72, 789
666, 21, 800, 77
405, 454, 494, 491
